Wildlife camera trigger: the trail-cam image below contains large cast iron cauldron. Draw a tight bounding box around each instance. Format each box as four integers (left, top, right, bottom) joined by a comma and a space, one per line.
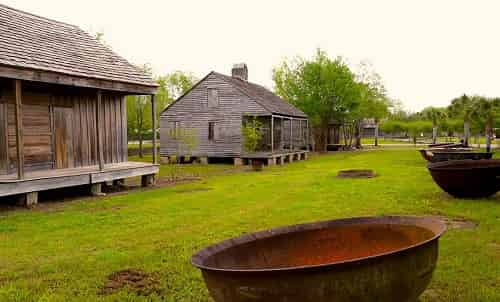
192, 216, 446, 302
428, 159, 500, 198
419, 149, 493, 162
428, 142, 464, 148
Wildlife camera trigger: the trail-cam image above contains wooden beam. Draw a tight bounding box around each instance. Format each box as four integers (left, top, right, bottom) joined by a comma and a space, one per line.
290, 118, 293, 151
271, 115, 274, 153
306, 119, 310, 150
151, 94, 158, 164
0, 64, 157, 95
14, 80, 24, 179
96, 90, 104, 171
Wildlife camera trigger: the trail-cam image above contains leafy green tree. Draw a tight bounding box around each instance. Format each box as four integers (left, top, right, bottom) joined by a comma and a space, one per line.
380, 120, 407, 136
127, 94, 152, 158
156, 71, 198, 119
127, 69, 197, 158
471, 96, 500, 152
273, 49, 361, 151
353, 84, 390, 147
126, 64, 153, 158
421, 107, 447, 144
407, 120, 433, 145
447, 94, 474, 146
242, 116, 263, 153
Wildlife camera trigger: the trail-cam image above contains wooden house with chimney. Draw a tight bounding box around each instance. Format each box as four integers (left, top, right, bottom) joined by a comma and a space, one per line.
160, 64, 309, 165
0, 4, 159, 206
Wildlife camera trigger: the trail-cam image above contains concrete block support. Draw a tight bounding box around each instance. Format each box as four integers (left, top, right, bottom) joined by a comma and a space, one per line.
90, 183, 105, 196
141, 174, 156, 187
234, 157, 243, 166
199, 157, 209, 165
160, 156, 170, 164
17, 192, 38, 208
267, 157, 276, 166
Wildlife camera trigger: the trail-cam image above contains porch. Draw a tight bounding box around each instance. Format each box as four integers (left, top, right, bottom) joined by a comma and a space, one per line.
0, 162, 159, 205
241, 150, 309, 166
250, 114, 310, 152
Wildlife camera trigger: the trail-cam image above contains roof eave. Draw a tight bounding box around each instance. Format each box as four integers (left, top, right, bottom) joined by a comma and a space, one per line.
0, 63, 158, 94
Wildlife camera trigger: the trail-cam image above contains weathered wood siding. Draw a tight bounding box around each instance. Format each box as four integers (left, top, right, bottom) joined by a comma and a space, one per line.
0, 80, 128, 173
160, 73, 269, 157
0, 97, 7, 174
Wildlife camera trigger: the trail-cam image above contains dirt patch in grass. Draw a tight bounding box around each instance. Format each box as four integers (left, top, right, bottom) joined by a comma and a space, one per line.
432, 216, 478, 230
337, 169, 377, 178
173, 187, 212, 194
100, 269, 161, 296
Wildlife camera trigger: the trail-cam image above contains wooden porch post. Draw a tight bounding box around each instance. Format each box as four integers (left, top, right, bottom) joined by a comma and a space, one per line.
271, 115, 274, 154
14, 80, 24, 179
151, 94, 158, 164
290, 118, 293, 150
306, 119, 310, 150
96, 89, 104, 171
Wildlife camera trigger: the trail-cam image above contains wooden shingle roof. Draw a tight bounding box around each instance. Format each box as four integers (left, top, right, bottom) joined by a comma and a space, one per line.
0, 4, 157, 91
214, 72, 307, 118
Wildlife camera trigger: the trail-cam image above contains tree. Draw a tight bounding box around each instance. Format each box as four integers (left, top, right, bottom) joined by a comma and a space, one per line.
447, 94, 474, 146
407, 120, 433, 145
156, 71, 198, 118
127, 69, 197, 158
127, 94, 151, 158
471, 96, 500, 152
354, 61, 391, 147
273, 49, 361, 151
421, 107, 447, 144
126, 64, 153, 158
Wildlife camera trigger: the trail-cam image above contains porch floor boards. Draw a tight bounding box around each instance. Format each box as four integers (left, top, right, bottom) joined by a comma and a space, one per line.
0, 161, 156, 183
0, 161, 159, 198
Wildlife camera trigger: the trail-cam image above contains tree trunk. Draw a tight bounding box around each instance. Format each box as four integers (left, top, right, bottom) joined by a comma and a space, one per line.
374, 123, 379, 147
313, 126, 328, 152
432, 126, 437, 144
486, 122, 492, 152
355, 120, 362, 149
463, 120, 470, 147
139, 133, 144, 158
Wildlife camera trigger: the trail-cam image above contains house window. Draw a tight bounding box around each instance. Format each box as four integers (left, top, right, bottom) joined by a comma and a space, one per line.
208, 122, 215, 141
169, 121, 180, 138
208, 88, 219, 108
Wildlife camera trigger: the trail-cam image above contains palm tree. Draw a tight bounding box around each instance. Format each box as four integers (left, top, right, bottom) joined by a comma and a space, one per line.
448, 94, 474, 147
471, 97, 500, 152
422, 107, 446, 144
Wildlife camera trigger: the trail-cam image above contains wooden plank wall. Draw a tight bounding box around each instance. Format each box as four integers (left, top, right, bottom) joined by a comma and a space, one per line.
6, 90, 52, 171
53, 91, 126, 168
1, 80, 128, 173
0, 98, 7, 174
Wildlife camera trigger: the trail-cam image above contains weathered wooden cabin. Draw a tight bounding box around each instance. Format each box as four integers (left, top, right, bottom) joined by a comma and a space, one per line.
160, 64, 309, 165
0, 4, 159, 206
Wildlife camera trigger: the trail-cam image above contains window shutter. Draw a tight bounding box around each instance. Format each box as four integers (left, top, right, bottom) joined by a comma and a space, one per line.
208, 88, 218, 108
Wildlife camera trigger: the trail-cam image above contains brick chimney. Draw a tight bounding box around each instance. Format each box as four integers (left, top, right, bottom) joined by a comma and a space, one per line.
231, 63, 248, 81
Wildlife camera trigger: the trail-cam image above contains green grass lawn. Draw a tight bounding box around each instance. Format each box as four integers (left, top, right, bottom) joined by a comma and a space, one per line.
0, 149, 499, 301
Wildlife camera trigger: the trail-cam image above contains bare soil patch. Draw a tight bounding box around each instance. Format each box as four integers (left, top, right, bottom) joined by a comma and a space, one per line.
337, 169, 377, 178
433, 216, 478, 230
100, 269, 161, 296
173, 187, 212, 194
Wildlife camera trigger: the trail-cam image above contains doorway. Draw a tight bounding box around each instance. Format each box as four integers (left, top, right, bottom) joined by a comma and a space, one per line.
53, 106, 74, 169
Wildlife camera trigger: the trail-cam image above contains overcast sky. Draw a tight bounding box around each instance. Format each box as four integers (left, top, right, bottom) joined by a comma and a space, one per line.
4, 0, 500, 111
